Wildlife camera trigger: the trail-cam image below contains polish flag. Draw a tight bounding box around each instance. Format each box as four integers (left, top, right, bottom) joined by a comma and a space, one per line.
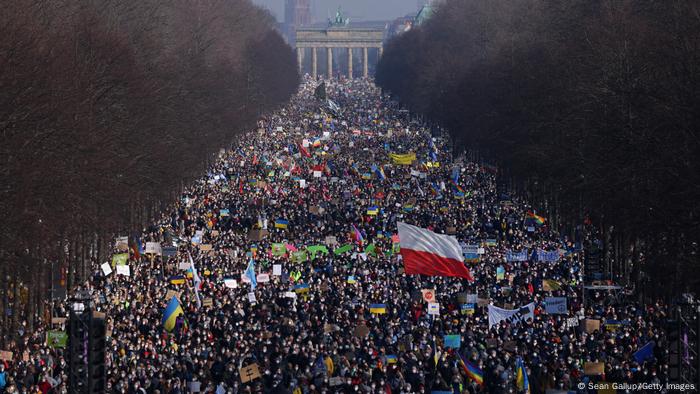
397, 222, 473, 281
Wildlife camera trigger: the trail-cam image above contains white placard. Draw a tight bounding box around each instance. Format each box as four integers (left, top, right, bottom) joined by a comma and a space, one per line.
178, 262, 191, 270
100, 262, 112, 276
257, 273, 270, 283
272, 264, 282, 276
428, 302, 440, 315
224, 279, 238, 289
116, 265, 130, 277
299, 179, 306, 188
302, 139, 310, 147
313, 171, 322, 178
248, 292, 257, 303
284, 291, 297, 298
466, 293, 478, 304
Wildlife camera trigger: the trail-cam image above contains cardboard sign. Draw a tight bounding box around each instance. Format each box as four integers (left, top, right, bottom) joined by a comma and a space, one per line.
329, 377, 345, 386
428, 302, 440, 315
199, 244, 212, 251
165, 290, 180, 301
51, 317, 67, 325
0, 350, 13, 361
354, 324, 370, 337
585, 319, 601, 333
247, 229, 268, 242
584, 362, 605, 376
239, 363, 262, 383
202, 298, 213, 307
115, 236, 129, 252
421, 289, 436, 303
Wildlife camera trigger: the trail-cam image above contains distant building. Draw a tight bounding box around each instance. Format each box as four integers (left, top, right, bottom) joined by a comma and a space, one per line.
284, 0, 312, 44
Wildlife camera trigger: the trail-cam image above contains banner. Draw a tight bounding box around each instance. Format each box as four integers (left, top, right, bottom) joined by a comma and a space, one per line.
488, 303, 535, 328
111, 253, 128, 267
389, 152, 416, 165
505, 250, 529, 262
145, 242, 162, 255
535, 249, 560, 262
544, 297, 567, 314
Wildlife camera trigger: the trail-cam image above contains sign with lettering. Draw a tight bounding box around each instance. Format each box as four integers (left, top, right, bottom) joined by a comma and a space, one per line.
487, 303, 535, 328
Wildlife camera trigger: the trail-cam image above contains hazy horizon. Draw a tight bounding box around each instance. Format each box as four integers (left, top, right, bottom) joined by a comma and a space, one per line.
252, 0, 422, 23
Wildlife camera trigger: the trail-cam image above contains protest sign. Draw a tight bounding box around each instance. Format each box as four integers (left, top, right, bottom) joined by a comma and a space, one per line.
585, 319, 601, 333
444, 335, 461, 348
545, 297, 567, 314
272, 264, 282, 276
421, 289, 435, 303
488, 303, 535, 328
239, 363, 261, 383
428, 302, 440, 315
145, 242, 162, 255
101, 262, 112, 276
116, 265, 130, 277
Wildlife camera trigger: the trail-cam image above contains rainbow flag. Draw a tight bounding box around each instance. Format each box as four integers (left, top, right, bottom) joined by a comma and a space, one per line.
162, 296, 184, 332
527, 212, 545, 225
458, 353, 484, 386
351, 224, 364, 243
369, 304, 387, 314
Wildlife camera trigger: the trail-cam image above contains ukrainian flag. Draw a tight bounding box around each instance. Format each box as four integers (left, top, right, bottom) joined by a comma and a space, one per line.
366, 206, 379, 216
347, 276, 357, 284
169, 275, 186, 285
162, 296, 184, 332
294, 283, 310, 293
374, 166, 386, 181
369, 303, 387, 314
516, 357, 530, 393
275, 219, 289, 229
386, 355, 397, 364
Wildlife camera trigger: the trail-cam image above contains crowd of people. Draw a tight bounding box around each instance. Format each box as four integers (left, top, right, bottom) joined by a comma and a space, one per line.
0, 77, 682, 393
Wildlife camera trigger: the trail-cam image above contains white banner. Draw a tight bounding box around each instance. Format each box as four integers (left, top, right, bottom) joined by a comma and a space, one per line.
488, 302, 535, 328
116, 265, 130, 277
100, 262, 112, 276
145, 242, 162, 255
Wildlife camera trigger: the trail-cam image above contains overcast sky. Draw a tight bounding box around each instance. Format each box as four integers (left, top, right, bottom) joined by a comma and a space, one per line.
252, 0, 421, 23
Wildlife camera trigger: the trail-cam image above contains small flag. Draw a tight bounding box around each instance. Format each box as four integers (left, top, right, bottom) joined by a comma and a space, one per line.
347, 275, 357, 284
351, 224, 364, 244
366, 206, 379, 216
294, 283, 310, 293
527, 211, 545, 225
169, 275, 186, 285
370, 304, 387, 314
274, 219, 289, 229
386, 355, 398, 364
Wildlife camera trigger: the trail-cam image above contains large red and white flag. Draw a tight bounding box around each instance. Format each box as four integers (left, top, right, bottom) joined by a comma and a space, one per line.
397, 222, 473, 281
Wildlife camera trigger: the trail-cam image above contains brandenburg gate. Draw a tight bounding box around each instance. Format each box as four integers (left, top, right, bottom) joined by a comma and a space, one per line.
295, 18, 384, 79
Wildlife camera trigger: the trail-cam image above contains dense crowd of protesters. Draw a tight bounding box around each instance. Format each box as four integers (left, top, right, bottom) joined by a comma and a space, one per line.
0, 77, 684, 393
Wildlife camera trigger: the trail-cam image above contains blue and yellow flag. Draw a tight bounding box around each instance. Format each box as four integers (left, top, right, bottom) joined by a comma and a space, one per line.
162, 296, 184, 332
369, 303, 386, 314
275, 219, 289, 229
366, 206, 379, 216
516, 357, 530, 393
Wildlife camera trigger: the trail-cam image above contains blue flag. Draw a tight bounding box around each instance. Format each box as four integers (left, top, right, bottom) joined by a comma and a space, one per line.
633, 341, 655, 364
245, 259, 257, 290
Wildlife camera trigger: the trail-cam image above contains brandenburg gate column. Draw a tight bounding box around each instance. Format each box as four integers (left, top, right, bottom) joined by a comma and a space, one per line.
311, 47, 318, 79
297, 47, 303, 73
347, 48, 353, 79
327, 47, 333, 79
362, 47, 369, 78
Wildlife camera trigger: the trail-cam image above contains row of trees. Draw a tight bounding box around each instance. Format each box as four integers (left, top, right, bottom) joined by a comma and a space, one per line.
377, 0, 700, 298
0, 0, 299, 335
